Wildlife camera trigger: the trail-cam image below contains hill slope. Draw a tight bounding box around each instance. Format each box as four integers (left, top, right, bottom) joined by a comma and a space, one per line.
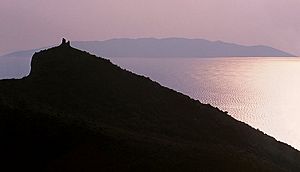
0, 41, 299, 171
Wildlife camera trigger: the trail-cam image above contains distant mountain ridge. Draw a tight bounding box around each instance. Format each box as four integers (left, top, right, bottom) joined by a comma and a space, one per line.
0, 38, 294, 79
1, 38, 295, 58
72, 38, 295, 57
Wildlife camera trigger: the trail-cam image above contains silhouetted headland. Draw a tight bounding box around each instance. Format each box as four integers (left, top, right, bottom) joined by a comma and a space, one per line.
0, 39, 299, 171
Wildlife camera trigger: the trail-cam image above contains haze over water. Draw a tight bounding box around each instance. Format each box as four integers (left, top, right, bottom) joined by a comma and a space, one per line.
109, 57, 300, 150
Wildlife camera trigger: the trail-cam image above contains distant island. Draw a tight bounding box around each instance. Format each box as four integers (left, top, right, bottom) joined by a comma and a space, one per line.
1, 38, 295, 59
0, 38, 294, 79
73, 38, 295, 58
0, 39, 300, 171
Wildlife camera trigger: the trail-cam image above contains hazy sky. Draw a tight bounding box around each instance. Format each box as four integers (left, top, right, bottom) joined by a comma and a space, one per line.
1, 0, 300, 56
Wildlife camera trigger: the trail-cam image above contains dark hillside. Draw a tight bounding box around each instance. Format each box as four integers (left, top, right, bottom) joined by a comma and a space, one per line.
0, 40, 299, 171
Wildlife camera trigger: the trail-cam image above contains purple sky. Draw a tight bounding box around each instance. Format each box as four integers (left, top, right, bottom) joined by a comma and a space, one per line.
1, 0, 300, 56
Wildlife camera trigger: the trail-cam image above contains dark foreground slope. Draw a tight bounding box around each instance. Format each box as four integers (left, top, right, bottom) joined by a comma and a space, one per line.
0, 42, 299, 172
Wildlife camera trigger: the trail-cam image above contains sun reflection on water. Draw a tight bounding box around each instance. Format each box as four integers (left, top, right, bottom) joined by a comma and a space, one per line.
248, 59, 300, 148
110, 57, 300, 149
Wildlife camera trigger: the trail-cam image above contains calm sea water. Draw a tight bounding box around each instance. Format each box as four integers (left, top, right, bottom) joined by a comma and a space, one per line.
109, 57, 300, 150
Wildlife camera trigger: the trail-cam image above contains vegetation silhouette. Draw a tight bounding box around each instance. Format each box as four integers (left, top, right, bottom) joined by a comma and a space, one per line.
0, 39, 300, 171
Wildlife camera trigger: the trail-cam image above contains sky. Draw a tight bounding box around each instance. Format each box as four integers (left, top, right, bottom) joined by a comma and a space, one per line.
1, 0, 300, 56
